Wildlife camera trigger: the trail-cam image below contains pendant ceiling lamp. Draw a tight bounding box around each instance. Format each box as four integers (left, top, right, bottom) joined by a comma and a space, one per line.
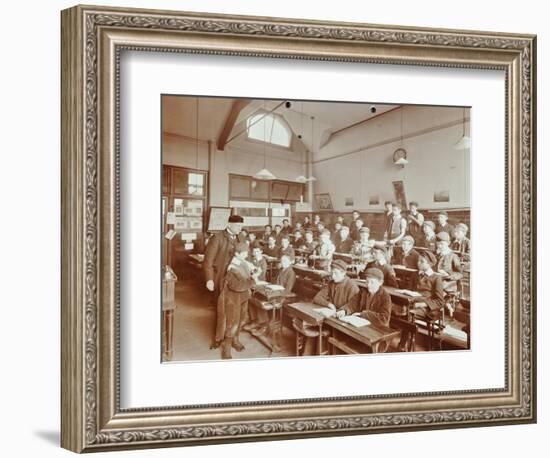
254, 101, 277, 180
393, 106, 409, 168
454, 107, 471, 150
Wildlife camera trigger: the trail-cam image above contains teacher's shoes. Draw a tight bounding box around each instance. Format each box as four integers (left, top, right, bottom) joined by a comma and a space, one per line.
221, 338, 233, 359
231, 337, 245, 352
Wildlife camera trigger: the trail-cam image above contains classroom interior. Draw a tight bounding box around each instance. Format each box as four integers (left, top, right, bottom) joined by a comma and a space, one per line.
161, 95, 471, 362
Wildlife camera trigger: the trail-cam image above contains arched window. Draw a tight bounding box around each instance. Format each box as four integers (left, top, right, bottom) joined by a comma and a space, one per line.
246, 112, 291, 148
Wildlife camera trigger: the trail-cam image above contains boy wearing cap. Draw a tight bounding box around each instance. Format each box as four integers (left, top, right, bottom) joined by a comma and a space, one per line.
313, 260, 359, 312
395, 253, 447, 351
436, 211, 454, 237
436, 232, 463, 280
407, 201, 425, 240
336, 226, 354, 253
420, 220, 438, 252
215, 242, 260, 359
392, 235, 420, 269
293, 261, 358, 355
363, 246, 399, 288
451, 223, 471, 259
338, 267, 392, 327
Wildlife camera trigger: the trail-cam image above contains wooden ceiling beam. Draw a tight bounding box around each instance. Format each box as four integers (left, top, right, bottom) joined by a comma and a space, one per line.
216, 99, 250, 151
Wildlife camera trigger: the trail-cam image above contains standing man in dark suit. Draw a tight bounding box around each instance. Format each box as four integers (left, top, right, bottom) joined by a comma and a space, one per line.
203, 214, 244, 297
203, 215, 244, 348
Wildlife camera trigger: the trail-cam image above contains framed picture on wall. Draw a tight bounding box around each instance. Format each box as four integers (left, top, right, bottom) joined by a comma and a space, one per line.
315, 193, 333, 210
61, 4, 536, 453
434, 190, 450, 203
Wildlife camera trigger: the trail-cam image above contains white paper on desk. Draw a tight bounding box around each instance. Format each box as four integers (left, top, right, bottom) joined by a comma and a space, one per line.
397, 289, 422, 297
339, 315, 371, 327
255, 280, 268, 286
166, 212, 176, 224
164, 229, 176, 240
266, 284, 285, 291
184, 243, 194, 250
313, 307, 336, 318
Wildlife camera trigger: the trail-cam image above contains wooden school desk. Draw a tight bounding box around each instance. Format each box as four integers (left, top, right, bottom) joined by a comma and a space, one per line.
324, 316, 400, 354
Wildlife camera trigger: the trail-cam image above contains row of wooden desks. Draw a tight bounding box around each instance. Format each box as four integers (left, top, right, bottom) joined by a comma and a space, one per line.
284, 302, 400, 356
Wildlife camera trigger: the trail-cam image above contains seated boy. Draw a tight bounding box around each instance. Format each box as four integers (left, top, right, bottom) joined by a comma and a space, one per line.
420, 220, 437, 252
293, 259, 359, 355
337, 267, 392, 328
251, 254, 297, 337
397, 253, 446, 351
311, 229, 335, 270
249, 242, 267, 281
362, 246, 398, 288
435, 210, 454, 236
335, 225, 354, 253
436, 232, 463, 281
392, 235, 420, 269
451, 223, 471, 260
263, 235, 279, 258
215, 242, 260, 359
278, 235, 295, 262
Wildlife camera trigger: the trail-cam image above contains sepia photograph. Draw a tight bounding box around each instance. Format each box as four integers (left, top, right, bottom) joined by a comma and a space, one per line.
161, 95, 471, 362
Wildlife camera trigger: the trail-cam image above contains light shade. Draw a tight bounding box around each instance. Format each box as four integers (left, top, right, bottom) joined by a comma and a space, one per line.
305, 176, 317, 182
295, 175, 307, 183
454, 135, 471, 150
254, 168, 277, 180
394, 157, 409, 166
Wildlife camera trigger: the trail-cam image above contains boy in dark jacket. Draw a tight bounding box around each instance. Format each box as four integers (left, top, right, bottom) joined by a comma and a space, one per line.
339, 267, 392, 327
215, 242, 260, 359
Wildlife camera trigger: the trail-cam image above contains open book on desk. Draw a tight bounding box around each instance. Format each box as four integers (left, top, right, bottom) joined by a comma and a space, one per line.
339, 315, 371, 327
265, 284, 286, 291
312, 308, 371, 327
396, 289, 422, 297
313, 307, 336, 318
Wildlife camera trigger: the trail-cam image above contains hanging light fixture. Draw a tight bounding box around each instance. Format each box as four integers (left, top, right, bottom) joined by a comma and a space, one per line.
393, 106, 409, 168
254, 101, 277, 180
305, 115, 317, 182
454, 107, 471, 150
294, 107, 318, 183
195, 97, 199, 169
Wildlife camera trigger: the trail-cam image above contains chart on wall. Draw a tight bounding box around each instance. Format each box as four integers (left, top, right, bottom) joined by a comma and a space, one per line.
392, 181, 408, 210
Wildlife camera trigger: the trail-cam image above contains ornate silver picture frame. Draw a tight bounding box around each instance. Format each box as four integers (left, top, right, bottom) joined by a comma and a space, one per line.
61, 4, 536, 453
